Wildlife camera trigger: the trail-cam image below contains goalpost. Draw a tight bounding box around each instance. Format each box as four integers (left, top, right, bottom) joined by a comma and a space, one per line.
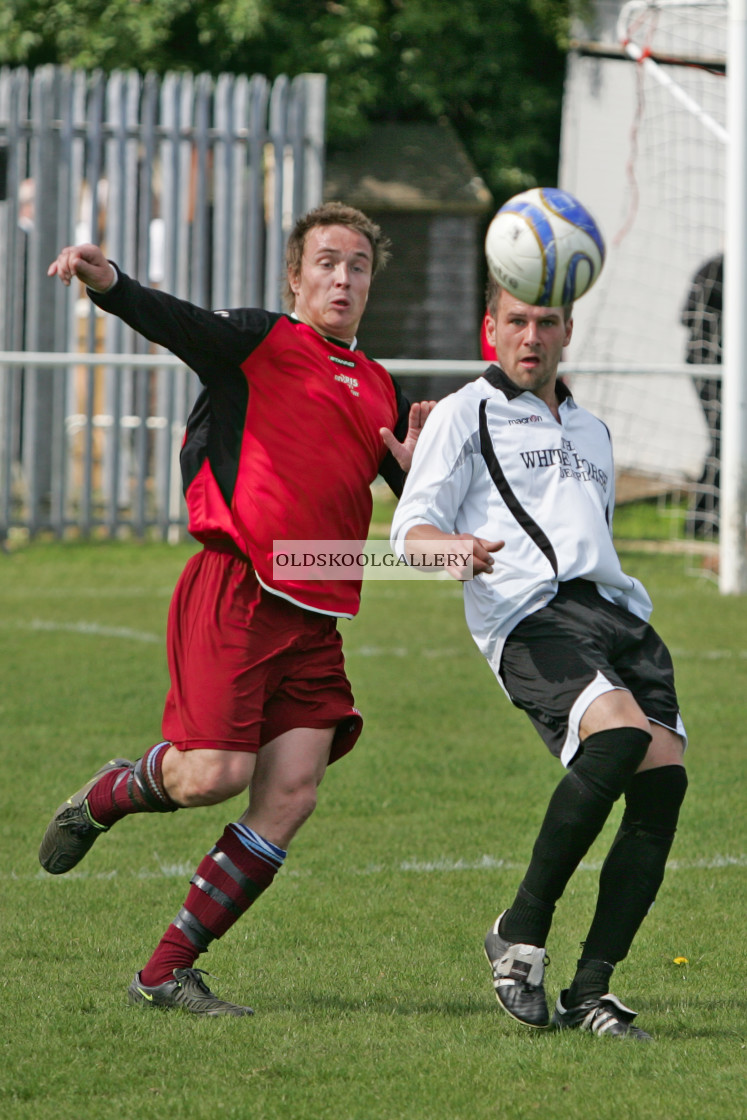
620, 0, 747, 593
560, 0, 747, 592
721, 0, 747, 592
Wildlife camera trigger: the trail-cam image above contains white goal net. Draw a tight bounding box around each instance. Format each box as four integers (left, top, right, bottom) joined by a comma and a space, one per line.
560, 0, 727, 543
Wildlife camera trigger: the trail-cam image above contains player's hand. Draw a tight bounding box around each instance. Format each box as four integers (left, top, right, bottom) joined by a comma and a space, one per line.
442, 534, 503, 580
404, 526, 504, 581
379, 400, 437, 472
469, 535, 504, 576
47, 244, 117, 292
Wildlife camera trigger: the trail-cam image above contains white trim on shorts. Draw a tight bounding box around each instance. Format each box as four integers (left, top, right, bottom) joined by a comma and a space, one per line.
561, 674, 688, 768
561, 670, 620, 767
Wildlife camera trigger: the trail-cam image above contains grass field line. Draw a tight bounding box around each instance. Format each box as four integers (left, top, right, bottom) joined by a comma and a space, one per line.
348, 644, 466, 658
6, 619, 747, 660
353, 644, 747, 660
0, 586, 173, 599
3, 618, 161, 642
12, 851, 746, 884
348, 644, 747, 660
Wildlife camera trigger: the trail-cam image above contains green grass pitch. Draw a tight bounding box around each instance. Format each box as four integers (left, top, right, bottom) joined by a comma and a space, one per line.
0, 531, 745, 1120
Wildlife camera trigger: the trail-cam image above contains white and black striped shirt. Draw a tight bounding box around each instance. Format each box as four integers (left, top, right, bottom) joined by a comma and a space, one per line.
391, 365, 652, 676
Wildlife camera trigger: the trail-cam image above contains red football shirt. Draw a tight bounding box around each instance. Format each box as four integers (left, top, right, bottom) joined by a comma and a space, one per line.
91, 273, 409, 617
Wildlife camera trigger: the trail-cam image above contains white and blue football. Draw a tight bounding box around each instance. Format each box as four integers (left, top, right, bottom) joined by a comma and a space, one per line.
485, 187, 605, 307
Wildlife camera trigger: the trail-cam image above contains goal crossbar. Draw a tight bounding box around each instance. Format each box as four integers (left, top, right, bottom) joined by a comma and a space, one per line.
617, 0, 729, 143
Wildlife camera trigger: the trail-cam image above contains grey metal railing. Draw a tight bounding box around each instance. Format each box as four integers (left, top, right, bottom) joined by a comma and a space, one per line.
0, 64, 326, 538
0, 355, 721, 542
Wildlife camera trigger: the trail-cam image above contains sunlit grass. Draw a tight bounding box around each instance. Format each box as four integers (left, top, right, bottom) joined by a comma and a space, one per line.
1, 540, 744, 1120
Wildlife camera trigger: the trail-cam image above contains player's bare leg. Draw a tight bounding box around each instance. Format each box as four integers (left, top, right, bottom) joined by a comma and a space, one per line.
129, 726, 335, 1016
241, 726, 333, 848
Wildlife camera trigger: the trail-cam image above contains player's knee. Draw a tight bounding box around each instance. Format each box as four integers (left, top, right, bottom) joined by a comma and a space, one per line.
623, 764, 688, 838
248, 782, 319, 848
573, 726, 652, 802
280, 779, 319, 828
169, 751, 252, 806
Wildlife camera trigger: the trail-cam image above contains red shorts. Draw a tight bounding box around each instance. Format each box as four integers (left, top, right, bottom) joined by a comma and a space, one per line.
161, 545, 362, 762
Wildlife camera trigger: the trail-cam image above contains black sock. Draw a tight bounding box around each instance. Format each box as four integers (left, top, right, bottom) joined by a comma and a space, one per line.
500, 728, 652, 946
579, 765, 688, 965
567, 958, 615, 1005
499, 885, 555, 946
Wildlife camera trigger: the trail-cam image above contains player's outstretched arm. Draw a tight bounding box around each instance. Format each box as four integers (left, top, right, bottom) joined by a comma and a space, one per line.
47, 244, 117, 293
48, 244, 252, 382
380, 400, 437, 473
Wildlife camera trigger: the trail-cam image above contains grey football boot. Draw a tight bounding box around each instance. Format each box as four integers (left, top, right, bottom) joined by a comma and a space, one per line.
129, 969, 254, 1016
39, 757, 132, 874
552, 989, 653, 1041
484, 910, 550, 1027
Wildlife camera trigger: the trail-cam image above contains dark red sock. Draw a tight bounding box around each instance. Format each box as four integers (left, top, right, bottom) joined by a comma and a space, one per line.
138, 926, 196, 982
139, 824, 282, 987
87, 742, 177, 827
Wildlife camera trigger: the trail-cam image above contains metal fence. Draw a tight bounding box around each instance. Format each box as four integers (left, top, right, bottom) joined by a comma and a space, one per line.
0, 353, 481, 542
0, 352, 721, 544
0, 64, 326, 540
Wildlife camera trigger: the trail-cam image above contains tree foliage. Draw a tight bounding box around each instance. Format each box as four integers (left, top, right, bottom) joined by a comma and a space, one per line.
0, 0, 584, 201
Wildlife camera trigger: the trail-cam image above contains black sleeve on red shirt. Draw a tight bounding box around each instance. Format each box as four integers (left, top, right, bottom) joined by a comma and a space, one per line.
88, 267, 278, 386
377, 377, 411, 498
89, 267, 283, 507
90, 268, 414, 503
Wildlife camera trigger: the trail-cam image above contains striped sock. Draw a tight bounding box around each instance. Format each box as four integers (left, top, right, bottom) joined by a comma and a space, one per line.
139, 823, 286, 987
86, 742, 178, 827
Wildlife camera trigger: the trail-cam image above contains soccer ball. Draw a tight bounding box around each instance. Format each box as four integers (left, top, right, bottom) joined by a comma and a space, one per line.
485, 187, 605, 307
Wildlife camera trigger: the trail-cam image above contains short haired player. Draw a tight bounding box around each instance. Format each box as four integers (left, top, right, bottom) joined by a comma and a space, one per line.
41, 201, 435, 1015
391, 274, 687, 1040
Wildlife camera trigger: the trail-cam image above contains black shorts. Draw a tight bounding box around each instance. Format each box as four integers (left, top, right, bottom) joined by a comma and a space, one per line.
499, 578, 684, 766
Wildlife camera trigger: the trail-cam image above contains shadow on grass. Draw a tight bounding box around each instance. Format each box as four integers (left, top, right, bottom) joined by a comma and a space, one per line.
295, 992, 747, 1043
297, 992, 530, 1020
